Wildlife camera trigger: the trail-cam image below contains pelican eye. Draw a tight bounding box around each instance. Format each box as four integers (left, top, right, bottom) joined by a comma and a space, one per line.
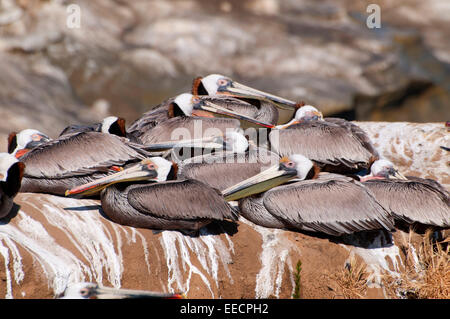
80, 288, 90, 297
217, 78, 229, 87
31, 134, 41, 141
285, 161, 295, 168
147, 163, 157, 170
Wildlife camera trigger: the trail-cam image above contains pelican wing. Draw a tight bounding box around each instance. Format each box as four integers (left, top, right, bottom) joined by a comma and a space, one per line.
270, 121, 376, 169
59, 123, 101, 137
21, 132, 146, 178
138, 116, 241, 145
126, 100, 172, 137
179, 146, 279, 166
325, 118, 380, 159
363, 179, 450, 227
179, 161, 270, 191
201, 95, 279, 125
263, 176, 394, 236
127, 179, 237, 221
238, 194, 289, 229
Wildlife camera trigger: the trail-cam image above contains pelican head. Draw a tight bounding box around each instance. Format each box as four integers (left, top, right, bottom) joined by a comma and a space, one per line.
171, 93, 275, 128
294, 105, 323, 121
65, 157, 176, 197
58, 282, 184, 299
223, 131, 249, 153
369, 159, 407, 180
222, 154, 317, 201
193, 74, 297, 110
172, 93, 197, 116
8, 129, 50, 158
274, 105, 323, 129
101, 116, 126, 137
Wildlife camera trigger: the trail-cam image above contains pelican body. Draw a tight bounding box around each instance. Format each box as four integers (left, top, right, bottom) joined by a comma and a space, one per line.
126, 97, 176, 140
361, 159, 450, 228
66, 157, 238, 232
237, 105, 380, 173
19, 131, 154, 196
0, 153, 24, 218
222, 154, 394, 236
177, 133, 280, 191
133, 94, 280, 146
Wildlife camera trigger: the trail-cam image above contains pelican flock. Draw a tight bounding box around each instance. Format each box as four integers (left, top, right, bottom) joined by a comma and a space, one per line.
1, 74, 449, 298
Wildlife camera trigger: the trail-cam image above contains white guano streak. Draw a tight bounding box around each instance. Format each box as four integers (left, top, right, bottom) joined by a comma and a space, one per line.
159, 227, 234, 298
240, 217, 298, 298
0, 194, 153, 298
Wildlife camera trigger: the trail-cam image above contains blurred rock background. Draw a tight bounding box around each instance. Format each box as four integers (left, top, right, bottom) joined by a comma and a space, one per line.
0, 0, 449, 151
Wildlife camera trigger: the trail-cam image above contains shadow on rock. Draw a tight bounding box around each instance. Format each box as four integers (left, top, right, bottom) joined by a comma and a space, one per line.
336, 229, 394, 249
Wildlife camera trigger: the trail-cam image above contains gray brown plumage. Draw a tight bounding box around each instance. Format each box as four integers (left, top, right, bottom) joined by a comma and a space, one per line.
19, 132, 152, 195
127, 94, 278, 146
270, 120, 378, 173
137, 116, 241, 146
200, 95, 279, 125
178, 149, 280, 191
101, 179, 237, 232
363, 178, 450, 227
66, 157, 238, 232
239, 173, 394, 236
126, 98, 175, 140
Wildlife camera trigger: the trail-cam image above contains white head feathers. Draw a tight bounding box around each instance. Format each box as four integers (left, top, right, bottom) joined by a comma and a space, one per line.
173, 93, 195, 116
200, 74, 227, 95
0, 153, 19, 182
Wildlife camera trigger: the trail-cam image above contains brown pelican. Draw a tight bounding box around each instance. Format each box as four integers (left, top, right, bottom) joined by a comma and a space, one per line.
241, 105, 379, 173
66, 157, 238, 232
222, 154, 394, 236
177, 132, 280, 191
0, 153, 24, 218
193, 74, 299, 112
135, 93, 275, 146
18, 131, 155, 196
7, 129, 51, 158
58, 282, 184, 299
169, 130, 251, 162
360, 159, 450, 228
59, 116, 127, 138
126, 97, 176, 139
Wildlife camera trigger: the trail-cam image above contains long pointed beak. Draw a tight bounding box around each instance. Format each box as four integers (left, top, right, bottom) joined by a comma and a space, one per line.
144, 135, 225, 152
65, 163, 157, 196
92, 286, 185, 299
221, 165, 296, 201
197, 100, 275, 128
390, 169, 408, 180
222, 82, 297, 111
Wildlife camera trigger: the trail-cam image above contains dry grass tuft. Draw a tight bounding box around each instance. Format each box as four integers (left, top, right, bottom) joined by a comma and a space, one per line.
329, 256, 369, 299
382, 229, 449, 299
